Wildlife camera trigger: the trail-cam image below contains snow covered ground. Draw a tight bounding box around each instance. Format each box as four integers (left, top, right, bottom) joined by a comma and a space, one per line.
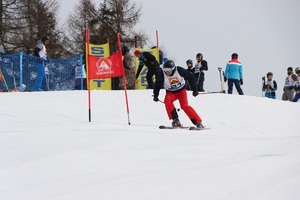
1, 90, 300, 200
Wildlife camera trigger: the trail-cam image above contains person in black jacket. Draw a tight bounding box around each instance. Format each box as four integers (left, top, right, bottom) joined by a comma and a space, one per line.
134, 50, 160, 89
194, 53, 208, 91
153, 60, 205, 129
185, 59, 194, 90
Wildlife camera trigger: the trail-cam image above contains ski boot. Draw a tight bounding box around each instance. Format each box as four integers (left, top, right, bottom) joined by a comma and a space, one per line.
196, 122, 205, 129
172, 119, 182, 127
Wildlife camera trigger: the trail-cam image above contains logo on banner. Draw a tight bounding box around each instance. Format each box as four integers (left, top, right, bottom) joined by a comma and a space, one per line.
94, 58, 114, 76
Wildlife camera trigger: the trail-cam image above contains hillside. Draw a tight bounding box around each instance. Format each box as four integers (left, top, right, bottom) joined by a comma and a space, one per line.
0, 90, 299, 200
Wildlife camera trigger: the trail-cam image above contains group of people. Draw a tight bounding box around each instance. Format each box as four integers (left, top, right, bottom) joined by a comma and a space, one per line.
133, 50, 247, 129
261, 67, 300, 102
30, 37, 300, 129
188, 52, 244, 95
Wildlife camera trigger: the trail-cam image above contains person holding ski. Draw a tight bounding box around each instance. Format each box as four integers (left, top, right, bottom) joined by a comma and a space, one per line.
194, 53, 208, 92
262, 72, 277, 99
282, 67, 295, 101
134, 50, 160, 89
153, 60, 205, 129
224, 53, 244, 95
33, 35, 49, 91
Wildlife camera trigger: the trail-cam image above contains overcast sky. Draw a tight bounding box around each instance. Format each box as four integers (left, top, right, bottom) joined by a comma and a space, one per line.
58, 0, 300, 98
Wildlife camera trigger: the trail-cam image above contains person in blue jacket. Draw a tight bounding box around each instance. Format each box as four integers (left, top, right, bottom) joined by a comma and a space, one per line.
262, 72, 277, 99
224, 53, 244, 95
33, 35, 49, 91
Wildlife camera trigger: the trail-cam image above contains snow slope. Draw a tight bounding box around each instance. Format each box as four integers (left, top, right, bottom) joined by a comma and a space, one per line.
1, 90, 300, 200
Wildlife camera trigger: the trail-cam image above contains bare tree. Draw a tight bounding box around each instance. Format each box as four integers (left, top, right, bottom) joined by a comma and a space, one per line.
64, 0, 148, 56
60, 0, 98, 57
0, 0, 64, 57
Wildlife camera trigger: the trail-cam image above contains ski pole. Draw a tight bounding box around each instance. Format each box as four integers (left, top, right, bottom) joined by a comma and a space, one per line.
158, 99, 180, 111
0, 68, 9, 92
152, 95, 180, 111
262, 76, 265, 97
218, 67, 224, 92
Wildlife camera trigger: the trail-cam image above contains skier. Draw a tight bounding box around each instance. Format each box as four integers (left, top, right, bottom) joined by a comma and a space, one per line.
291, 73, 300, 102
194, 53, 208, 92
282, 67, 295, 101
153, 60, 204, 129
262, 72, 277, 99
185, 59, 194, 90
134, 49, 160, 89
33, 35, 49, 91
224, 53, 244, 95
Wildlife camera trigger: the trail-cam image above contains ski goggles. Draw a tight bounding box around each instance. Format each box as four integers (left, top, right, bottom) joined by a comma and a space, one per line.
163, 66, 175, 72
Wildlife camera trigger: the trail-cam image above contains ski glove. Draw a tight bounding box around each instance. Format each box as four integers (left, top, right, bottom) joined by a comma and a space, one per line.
240, 79, 243, 85
153, 96, 159, 102
224, 77, 227, 82
192, 91, 199, 97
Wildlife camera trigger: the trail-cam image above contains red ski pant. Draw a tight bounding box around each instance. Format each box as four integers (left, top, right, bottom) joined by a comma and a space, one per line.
164, 89, 202, 124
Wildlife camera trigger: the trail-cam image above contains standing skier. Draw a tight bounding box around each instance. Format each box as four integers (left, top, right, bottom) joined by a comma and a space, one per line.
224, 53, 244, 95
153, 60, 204, 129
262, 72, 277, 99
194, 53, 208, 92
185, 59, 194, 90
291, 73, 300, 102
282, 67, 295, 101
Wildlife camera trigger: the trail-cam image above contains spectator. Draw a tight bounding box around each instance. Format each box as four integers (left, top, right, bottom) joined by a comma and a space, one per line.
282, 67, 295, 101
121, 46, 135, 89
74, 60, 87, 90
111, 46, 132, 90
224, 53, 244, 95
262, 72, 277, 99
33, 35, 49, 91
153, 60, 205, 129
185, 59, 194, 90
151, 46, 168, 68
134, 49, 160, 89
194, 53, 208, 92
292, 70, 300, 102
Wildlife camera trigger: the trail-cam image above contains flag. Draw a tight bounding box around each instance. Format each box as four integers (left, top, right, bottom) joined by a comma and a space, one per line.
88, 51, 124, 79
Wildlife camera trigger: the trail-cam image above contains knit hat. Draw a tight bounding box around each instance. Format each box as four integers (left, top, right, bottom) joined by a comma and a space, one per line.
231, 53, 238, 59
134, 50, 141, 56
41, 35, 49, 43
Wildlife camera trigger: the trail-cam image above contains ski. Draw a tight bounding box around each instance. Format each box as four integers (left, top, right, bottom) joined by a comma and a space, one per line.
198, 91, 225, 94
189, 127, 210, 131
159, 125, 210, 130
159, 125, 191, 129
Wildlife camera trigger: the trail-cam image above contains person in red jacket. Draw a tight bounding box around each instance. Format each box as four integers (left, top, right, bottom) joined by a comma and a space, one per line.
153, 60, 204, 129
